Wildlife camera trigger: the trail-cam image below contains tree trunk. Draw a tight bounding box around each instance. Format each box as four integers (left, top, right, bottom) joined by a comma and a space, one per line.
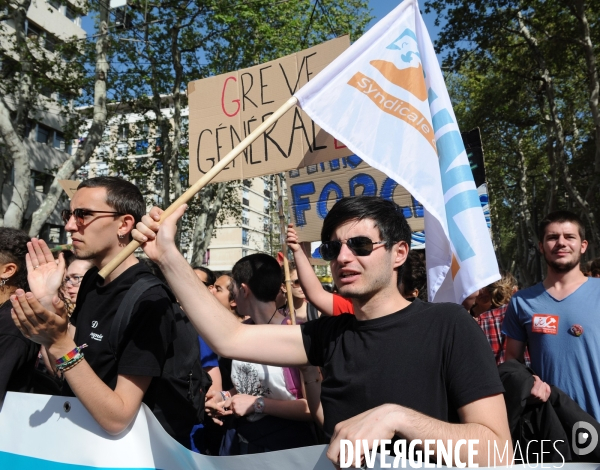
28, 1, 110, 237
190, 182, 228, 266
2, 0, 33, 228
0, 100, 30, 228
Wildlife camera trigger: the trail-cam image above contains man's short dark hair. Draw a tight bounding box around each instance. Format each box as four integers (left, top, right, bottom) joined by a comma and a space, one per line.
192, 266, 216, 286
321, 196, 412, 249
539, 210, 586, 241
0, 228, 29, 289
77, 176, 146, 224
232, 254, 281, 302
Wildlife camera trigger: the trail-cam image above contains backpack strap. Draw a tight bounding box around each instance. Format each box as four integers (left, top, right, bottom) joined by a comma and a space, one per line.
108, 273, 164, 360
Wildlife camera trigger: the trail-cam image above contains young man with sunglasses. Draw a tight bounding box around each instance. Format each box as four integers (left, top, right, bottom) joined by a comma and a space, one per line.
139, 196, 509, 464
12, 177, 177, 439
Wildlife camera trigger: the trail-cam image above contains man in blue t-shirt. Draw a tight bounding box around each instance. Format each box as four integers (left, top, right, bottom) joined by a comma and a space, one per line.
503, 210, 600, 421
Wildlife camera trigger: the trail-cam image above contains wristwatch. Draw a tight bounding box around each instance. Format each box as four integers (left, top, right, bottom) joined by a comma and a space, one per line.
253, 396, 265, 414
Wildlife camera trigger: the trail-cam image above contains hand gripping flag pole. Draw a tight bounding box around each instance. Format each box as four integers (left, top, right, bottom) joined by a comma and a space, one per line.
98, 96, 299, 279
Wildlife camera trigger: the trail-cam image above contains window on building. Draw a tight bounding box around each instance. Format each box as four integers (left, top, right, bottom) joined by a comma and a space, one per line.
53, 131, 66, 150
26, 22, 43, 41
118, 124, 129, 141
36, 123, 52, 144
242, 249, 248, 257
155, 137, 162, 153
44, 33, 59, 52
31, 170, 52, 194
242, 228, 249, 246
116, 143, 128, 157
135, 139, 148, 155
242, 188, 249, 207
65, 4, 79, 22
48, 0, 60, 10
242, 208, 249, 226
264, 200, 270, 214
140, 123, 150, 136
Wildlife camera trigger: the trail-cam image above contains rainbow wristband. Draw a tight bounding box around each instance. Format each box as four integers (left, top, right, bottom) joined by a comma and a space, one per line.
55, 344, 88, 366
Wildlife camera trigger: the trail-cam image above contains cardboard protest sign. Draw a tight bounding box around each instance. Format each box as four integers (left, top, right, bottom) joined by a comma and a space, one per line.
287, 156, 425, 242
59, 180, 80, 199
188, 36, 353, 184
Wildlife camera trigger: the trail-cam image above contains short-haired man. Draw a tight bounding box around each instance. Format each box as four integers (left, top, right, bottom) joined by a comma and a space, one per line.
11, 177, 176, 438
133, 196, 511, 466
503, 210, 600, 421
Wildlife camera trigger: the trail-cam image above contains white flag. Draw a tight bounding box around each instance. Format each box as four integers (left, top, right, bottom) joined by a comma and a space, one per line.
294, 0, 500, 303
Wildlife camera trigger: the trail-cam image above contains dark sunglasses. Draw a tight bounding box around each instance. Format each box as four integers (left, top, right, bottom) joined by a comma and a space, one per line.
61, 208, 124, 226
319, 236, 388, 261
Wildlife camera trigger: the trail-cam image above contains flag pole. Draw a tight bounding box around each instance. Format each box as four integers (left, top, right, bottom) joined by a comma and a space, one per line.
99, 96, 299, 279
276, 173, 296, 325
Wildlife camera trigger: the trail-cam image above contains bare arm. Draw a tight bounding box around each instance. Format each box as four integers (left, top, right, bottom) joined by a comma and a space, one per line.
10, 291, 149, 435
205, 366, 222, 393
301, 365, 324, 427
132, 206, 309, 367
327, 394, 512, 467
287, 224, 334, 316
505, 337, 526, 362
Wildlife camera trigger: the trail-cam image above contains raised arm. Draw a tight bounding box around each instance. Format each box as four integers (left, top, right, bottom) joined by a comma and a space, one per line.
286, 224, 334, 316
11, 291, 149, 434
132, 206, 309, 367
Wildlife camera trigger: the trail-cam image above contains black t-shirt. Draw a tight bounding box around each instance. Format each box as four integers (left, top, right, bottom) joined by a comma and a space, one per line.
0, 302, 39, 396
66, 263, 175, 403
301, 299, 504, 438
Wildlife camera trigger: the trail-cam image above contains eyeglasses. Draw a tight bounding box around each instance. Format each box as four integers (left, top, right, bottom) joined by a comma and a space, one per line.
61, 208, 124, 226
64, 275, 84, 286
291, 279, 301, 287
319, 236, 388, 261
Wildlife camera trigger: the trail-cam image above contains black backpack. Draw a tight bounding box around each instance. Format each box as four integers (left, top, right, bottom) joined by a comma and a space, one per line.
108, 274, 212, 449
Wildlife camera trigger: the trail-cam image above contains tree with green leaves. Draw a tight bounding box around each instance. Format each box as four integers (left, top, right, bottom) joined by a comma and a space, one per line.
426, 0, 600, 283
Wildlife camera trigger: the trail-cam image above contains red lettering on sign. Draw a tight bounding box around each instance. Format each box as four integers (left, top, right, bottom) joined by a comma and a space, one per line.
334, 139, 347, 149
221, 76, 240, 117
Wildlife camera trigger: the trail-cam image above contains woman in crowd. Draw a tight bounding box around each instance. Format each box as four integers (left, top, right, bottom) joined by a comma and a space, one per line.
0, 228, 39, 398
60, 250, 93, 314
279, 264, 320, 322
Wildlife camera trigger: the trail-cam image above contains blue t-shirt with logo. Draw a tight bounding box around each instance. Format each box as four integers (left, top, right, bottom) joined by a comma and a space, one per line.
502, 278, 600, 421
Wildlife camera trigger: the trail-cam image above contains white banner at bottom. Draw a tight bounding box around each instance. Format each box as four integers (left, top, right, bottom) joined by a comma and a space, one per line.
0, 392, 597, 469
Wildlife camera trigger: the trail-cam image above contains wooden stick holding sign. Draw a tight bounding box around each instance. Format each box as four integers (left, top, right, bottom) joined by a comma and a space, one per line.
276, 173, 296, 325
98, 96, 299, 279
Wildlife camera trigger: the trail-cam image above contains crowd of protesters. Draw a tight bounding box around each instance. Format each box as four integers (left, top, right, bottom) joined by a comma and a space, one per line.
1, 175, 599, 465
